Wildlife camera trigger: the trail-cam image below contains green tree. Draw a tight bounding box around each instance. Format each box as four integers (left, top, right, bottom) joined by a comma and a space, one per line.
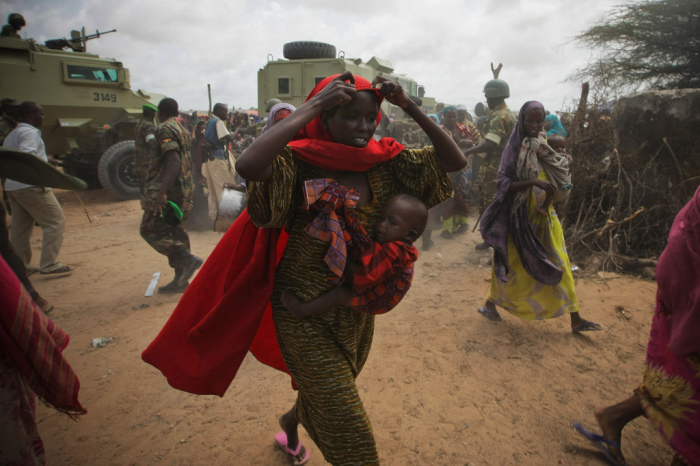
571, 0, 700, 92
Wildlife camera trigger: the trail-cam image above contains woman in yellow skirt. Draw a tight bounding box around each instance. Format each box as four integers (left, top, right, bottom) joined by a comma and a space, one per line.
477, 101, 601, 333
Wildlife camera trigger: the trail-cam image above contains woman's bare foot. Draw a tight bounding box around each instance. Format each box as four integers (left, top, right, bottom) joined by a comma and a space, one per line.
281, 289, 305, 319
278, 407, 308, 465
593, 394, 644, 465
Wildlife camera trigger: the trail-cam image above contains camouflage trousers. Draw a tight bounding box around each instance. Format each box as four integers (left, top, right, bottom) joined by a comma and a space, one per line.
140, 210, 191, 269
478, 155, 501, 216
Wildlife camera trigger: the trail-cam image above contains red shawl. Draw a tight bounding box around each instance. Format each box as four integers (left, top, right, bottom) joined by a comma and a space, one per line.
656, 185, 700, 357
142, 74, 405, 396
0, 256, 85, 416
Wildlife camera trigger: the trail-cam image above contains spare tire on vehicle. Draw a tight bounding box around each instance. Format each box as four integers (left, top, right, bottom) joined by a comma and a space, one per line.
283, 41, 336, 60
98, 140, 140, 200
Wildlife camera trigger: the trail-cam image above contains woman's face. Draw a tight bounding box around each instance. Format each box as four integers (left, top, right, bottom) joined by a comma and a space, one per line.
322, 91, 378, 148
523, 108, 545, 138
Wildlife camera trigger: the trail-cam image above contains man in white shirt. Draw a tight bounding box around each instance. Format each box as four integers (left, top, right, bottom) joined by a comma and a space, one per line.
3, 101, 72, 275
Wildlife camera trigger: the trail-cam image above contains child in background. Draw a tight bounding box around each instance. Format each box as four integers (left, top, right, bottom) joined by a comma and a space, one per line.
281, 192, 427, 318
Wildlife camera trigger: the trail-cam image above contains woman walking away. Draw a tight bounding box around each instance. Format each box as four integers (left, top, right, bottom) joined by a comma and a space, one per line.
477, 100, 601, 333
575, 185, 700, 466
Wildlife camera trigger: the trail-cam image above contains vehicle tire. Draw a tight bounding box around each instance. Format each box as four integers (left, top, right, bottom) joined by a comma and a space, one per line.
97, 140, 140, 200
283, 41, 336, 60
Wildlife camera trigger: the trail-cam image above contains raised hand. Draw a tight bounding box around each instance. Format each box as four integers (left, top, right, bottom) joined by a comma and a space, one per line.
371, 76, 410, 109
310, 71, 357, 111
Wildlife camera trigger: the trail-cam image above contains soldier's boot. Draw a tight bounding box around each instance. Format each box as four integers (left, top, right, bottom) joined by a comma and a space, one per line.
177, 254, 204, 287
158, 264, 187, 294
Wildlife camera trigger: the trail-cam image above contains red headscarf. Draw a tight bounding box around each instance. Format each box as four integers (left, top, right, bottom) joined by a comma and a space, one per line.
288, 74, 405, 171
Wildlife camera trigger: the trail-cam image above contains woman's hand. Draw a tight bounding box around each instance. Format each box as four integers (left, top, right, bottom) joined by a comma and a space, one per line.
533, 179, 556, 197
309, 71, 357, 111
372, 76, 410, 109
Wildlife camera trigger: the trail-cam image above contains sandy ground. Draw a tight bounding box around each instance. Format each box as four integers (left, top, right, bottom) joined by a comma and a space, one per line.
21, 189, 674, 465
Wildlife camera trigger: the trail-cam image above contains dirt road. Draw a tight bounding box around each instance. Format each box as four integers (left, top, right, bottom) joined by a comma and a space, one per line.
28, 189, 670, 465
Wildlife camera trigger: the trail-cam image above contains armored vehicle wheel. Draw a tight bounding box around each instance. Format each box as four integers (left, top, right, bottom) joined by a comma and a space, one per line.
283, 41, 336, 60
98, 140, 140, 200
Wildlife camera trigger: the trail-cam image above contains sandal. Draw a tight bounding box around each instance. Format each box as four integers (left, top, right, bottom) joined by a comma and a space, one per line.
478, 306, 503, 322
572, 320, 603, 333
275, 431, 310, 465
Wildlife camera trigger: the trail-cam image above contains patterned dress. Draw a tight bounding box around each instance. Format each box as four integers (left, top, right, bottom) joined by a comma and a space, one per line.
247, 145, 451, 465
488, 165, 578, 319
634, 187, 700, 464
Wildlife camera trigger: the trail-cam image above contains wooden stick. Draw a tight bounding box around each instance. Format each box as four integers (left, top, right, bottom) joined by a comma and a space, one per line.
207, 84, 212, 117
73, 192, 91, 223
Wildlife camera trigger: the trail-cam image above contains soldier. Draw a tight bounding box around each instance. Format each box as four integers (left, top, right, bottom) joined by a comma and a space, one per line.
1, 13, 25, 38
0, 98, 20, 146
133, 103, 157, 195
464, 79, 517, 250
140, 98, 202, 293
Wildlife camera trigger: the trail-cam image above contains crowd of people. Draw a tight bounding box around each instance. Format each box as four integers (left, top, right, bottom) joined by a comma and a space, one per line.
1, 13, 698, 464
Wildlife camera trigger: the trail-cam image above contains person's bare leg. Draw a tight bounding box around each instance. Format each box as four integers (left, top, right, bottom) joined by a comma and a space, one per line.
594, 394, 644, 465
279, 403, 307, 465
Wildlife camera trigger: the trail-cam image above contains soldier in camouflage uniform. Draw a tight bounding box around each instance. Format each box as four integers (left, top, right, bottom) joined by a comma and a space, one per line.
464, 79, 517, 250
0, 13, 25, 38
140, 98, 202, 293
133, 103, 157, 194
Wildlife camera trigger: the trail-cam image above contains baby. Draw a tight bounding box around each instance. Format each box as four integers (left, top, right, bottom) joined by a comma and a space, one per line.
281, 193, 428, 318
547, 134, 567, 155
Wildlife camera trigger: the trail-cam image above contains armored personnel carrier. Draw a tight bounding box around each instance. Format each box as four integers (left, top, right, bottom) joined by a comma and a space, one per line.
258, 41, 436, 119
0, 28, 163, 199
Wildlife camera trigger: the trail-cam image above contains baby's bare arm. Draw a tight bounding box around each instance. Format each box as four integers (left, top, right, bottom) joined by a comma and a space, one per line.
281, 287, 352, 319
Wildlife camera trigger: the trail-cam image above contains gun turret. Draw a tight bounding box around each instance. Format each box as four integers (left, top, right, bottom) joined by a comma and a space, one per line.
44, 28, 116, 52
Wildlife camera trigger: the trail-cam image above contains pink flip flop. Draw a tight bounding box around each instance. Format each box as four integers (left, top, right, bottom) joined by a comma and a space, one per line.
275, 431, 310, 465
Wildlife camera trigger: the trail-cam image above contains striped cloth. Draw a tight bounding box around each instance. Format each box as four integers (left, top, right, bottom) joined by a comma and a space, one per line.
302, 178, 361, 283
0, 255, 84, 416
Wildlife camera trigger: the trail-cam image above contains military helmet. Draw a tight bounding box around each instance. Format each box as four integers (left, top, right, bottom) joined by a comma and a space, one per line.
483, 79, 510, 99
265, 98, 282, 112
8, 13, 25, 26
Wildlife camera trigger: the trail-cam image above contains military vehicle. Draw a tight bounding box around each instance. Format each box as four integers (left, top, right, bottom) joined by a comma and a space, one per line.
0, 28, 163, 199
257, 41, 436, 120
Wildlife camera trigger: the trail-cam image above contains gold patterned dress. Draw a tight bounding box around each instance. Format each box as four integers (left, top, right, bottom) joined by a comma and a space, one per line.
247, 145, 452, 465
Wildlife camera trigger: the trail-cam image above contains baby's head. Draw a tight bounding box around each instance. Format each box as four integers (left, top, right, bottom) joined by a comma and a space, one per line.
547, 134, 567, 154
376, 194, 428, 244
